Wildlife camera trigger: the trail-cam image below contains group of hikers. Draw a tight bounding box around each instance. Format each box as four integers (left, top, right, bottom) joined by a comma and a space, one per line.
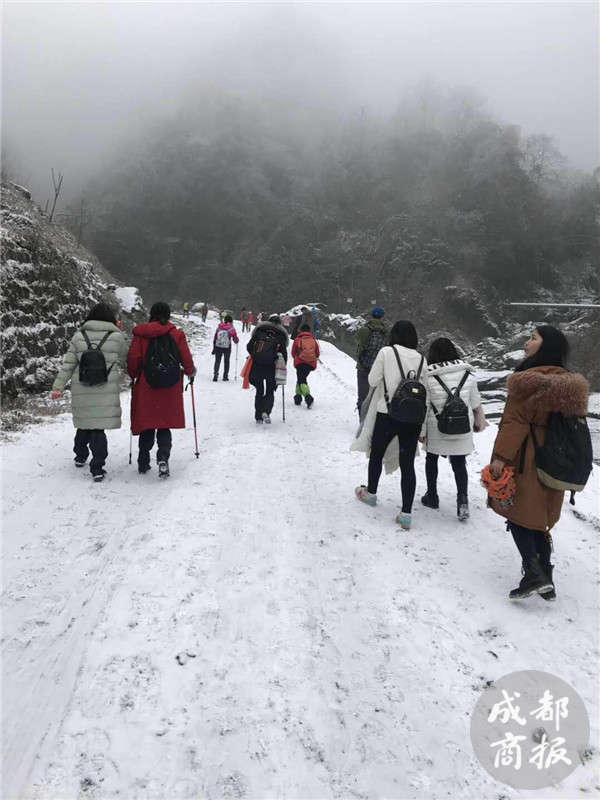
51, 300, 592, 602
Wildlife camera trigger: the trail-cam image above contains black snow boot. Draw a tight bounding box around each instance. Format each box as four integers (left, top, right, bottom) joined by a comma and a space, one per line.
509, 556, 552, 600
305, 394, 314, 408
158, 460, 170, 479
421, 492, 439, 510
92, 469, 106, 483
294, 394, 302, 406
213, 376, 218, 382
457, 494, 469, 522
539, 565, 556, 601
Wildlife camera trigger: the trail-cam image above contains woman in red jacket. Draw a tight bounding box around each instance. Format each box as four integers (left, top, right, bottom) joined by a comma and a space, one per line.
127, 302, 196, 477
291, 324, 320, 408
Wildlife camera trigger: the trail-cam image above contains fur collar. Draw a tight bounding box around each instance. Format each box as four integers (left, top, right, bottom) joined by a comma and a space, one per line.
507, 366, 589, 416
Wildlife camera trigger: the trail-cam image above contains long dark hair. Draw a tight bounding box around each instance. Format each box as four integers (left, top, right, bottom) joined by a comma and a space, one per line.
427, 337, 460, 365
149, 302, 171, 324
86, 303, 117, 324
515, 325, 569, 372
389, 320, 418, 350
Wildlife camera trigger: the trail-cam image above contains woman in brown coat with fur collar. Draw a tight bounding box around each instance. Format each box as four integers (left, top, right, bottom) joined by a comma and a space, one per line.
489, 326, 589, 602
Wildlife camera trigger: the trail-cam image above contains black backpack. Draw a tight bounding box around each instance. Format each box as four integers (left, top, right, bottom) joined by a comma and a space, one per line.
530, 413, 593, 503
431, 371, 471, 435
144, 333, 181, 388
79, 330, 114, 386
252, 328, 279, 366
383, 347, 427, 425
359, 326, 388, 371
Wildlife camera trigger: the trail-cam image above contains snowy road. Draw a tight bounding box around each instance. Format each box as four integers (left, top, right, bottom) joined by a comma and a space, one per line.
2, 314, 599, 799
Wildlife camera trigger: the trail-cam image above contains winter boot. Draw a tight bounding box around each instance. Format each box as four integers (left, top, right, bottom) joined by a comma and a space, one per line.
138, 463, 151, 474
262, 412, 271, 424
421, 492, 439, 510
305, 394, 314, 409
395, 512, 412, 530
539, 565, 556, 601
223, 376, 229, 381
509, 556, 552, 600
158, 461, 170, 479
213, 376, 218, 382
355, 486, 377, 506
294, 394, 302, 406
92, 469, 106, 483
255, 417, 264, 424
457, 494, 469, 522
74, 457, 87, 468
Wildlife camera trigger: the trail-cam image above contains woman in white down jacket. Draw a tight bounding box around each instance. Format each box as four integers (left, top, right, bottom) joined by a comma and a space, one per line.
421, 337, 487, 520
352, 320, 429, 530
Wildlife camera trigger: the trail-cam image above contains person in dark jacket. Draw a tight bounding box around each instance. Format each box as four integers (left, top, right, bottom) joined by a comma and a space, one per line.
127, 302, 196, 478
246, 314, 288, 424
291, 306, 315, 339
488, 326, 589, 601
355, 307, 389, 416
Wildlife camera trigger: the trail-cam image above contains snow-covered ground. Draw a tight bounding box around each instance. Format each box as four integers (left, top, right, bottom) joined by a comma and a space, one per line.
2, 314, 598, 799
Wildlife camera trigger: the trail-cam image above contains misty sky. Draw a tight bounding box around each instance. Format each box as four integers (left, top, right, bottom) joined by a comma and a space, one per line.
3, 1, 598, 205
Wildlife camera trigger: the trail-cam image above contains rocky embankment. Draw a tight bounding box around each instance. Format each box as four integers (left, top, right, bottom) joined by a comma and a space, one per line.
1, 182, 145, 400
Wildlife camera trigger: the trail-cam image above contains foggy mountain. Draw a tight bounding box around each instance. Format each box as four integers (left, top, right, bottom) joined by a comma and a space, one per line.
2, 3, 598, 363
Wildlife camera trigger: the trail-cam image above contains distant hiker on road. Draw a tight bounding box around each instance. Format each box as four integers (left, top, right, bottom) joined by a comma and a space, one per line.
246, 314, 288, 424
352, 320, 429, 530
355, 306, 389, 417
50, 302, 127, 482
213, 315, 239, 381
292, 324, 320, 408
127, 302, 196, 478
241, 308, 250, 332
182, 301, 190, 318
421, 337, 487, 521
486, 326, 591, 602
200, 303, 208, 323
248, 310, 254, 327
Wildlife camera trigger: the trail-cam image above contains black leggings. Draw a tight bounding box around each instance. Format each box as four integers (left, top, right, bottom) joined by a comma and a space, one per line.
367, 413, 420, 512
509, 522, 552, 572
213, 347, 231, 378
425, 453, 468, 497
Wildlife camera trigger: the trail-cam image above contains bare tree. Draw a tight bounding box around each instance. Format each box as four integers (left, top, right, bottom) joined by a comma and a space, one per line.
48, 168, 63, 222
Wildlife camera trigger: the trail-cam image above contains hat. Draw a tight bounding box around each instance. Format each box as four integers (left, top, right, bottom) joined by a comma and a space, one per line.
371, 306, 385, 318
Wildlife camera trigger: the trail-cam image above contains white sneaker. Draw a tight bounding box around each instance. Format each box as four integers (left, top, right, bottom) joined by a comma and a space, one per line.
355, 486, 377, 506
395, 512, 412, 530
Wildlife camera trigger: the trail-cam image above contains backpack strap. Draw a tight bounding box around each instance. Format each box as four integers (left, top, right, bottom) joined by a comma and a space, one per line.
415, 355, 425, 381
433, 373, 453, 398
390, 346, 406, 381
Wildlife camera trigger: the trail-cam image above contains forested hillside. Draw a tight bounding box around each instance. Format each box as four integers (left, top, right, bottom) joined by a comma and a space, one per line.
80, 85, 599, 327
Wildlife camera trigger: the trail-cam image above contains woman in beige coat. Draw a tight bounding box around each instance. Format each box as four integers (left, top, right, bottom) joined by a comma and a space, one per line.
51, 303, 127, 481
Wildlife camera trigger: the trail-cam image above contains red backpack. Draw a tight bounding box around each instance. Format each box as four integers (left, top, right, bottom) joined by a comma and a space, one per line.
298, 336, 317, 364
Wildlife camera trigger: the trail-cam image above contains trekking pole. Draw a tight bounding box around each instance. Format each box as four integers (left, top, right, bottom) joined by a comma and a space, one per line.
235, 343, 239, 381
185, 379, 200, 458
282, 385, 286, 422
129, 378, 135, 465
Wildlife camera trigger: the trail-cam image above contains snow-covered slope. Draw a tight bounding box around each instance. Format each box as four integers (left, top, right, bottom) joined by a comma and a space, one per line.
2, 315, 598, 799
